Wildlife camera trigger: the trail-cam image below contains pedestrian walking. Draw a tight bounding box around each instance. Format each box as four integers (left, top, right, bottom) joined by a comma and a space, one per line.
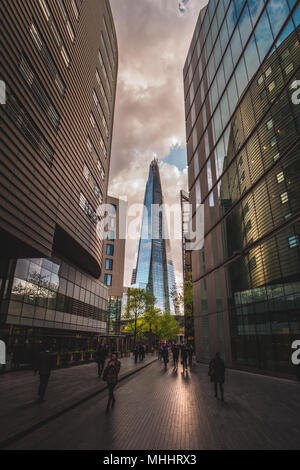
208, 352, 225, 401
34, 345, 53, 403
181, 345, 188, 373
12, 340, 22, 370
133, 345, 139, 363
103, 353, 121, 411
138, 344, 144, 362
188, 344, 193, 366
161, 345, 169, 369
96, 341, 107, 377
172, 344, 179, 370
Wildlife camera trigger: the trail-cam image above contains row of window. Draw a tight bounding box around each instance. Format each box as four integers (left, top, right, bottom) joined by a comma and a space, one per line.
18, 54, 60, 129
39, 0, 71, 67
93, 89, 109, 138
83, 164, 103, 202
30, 23, 66, 96
89, 112, 107, 157
5, 94, 54, 167
86, 137, 105, 180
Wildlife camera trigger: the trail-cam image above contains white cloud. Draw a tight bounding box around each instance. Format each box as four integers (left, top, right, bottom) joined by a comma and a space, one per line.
108, 0, 207, 287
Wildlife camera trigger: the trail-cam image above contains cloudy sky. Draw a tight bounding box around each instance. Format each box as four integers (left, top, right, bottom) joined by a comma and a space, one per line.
108, 0, 207, 288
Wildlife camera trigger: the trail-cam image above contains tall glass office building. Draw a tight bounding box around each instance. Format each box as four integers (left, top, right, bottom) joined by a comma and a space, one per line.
184, 0, 300, 376
132, 159, 177, 314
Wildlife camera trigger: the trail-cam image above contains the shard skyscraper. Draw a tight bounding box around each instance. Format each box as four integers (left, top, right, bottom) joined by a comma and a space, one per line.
132, 159, 177, 314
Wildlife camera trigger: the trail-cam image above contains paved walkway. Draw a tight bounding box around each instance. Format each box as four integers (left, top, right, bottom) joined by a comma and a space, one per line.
0, 354, 156, 447
4, 360, 300, 450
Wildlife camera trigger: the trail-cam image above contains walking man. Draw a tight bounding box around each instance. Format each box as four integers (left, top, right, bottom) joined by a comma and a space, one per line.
34, 345, 53, 403
103, 353, 121, 411
96, 341, 107, 377
188, 343, 193, 367
172, 344, 179, 370
161, 345, 169, 369
208, 352, 225, 401
133, 345, 139, 363
181, 344, 188, 374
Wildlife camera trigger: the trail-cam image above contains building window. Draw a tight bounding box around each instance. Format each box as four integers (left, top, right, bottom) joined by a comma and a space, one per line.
285, 63, 294, 75
79, 193, 98, 223
30, 23, 66, 96
248, 256, 257, 272
260, 89, 267, 100
281, 48, 290, 60
105, 259, 113, 271
270, 136, 277, 147
107, 231, 115, 241
268, 81, 275, 92
280, 192, 288, 204
276, 172, 285, 184
104, 274, 112, 286
266, 119, 273, 130
288, 235, 299, 248
83, 164, 103, 201
273, 152, 280, 162
71, 0, 79, 20
108, 216, 116, 229
5, 94, 54, 167
39, 0, 50, 20
57, 0, 75, 42
265, 67, 272, 78
258, 75, 263, 86
106, 244, 114, 256
19, 55, 60, 129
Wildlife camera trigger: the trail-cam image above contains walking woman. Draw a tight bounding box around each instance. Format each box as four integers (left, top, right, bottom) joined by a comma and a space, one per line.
103, 353, 121, 411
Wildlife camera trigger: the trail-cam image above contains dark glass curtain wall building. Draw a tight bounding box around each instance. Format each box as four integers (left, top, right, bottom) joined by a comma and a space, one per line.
184, 0, 300, 376
132, 159, 178, 314
0, 0, 118, 357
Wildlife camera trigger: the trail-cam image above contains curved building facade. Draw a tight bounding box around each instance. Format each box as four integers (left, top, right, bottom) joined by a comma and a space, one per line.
0, 0, 118, 353
184, 0, 300, 376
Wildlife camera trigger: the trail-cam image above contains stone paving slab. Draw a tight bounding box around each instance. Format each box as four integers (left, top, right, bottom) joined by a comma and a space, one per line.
6, 360, 300, 450
0, 354, 157, 447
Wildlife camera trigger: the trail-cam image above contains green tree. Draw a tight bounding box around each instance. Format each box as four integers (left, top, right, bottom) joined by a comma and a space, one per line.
124, 288, 156, 346
153, 311, 180, 343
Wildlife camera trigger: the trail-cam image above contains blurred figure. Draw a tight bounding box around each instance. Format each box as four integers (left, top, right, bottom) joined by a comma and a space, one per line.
161, 345, 169, 369
103, 352, 121, 411
172, 344, 179, 370
96, 341, 107, 377
34, 345, 53, 403
188, 344, 194, 367
181, 345, 188, 374
12, 339, 22, 370
133, 345, 139, 363
209, 352, 225, 401
138, 344, 144, 362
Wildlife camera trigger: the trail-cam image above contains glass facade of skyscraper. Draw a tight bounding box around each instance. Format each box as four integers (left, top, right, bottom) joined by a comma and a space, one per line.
133, 160, 177, 314
184, 0, 300, 376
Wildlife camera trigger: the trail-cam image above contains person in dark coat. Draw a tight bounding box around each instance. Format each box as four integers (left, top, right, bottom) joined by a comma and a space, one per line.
187, 344, 194, 366
181, 345, 188, 373
172, 344, 179, 370
103, 353, 121, 411
133, 345, 139, 363
12, 340, 22, 370
96, 341, 107, 377
34, 346, 53, 403
161, 345, 169, 368
138, 344, 144, 362
209, 352, 225, 401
